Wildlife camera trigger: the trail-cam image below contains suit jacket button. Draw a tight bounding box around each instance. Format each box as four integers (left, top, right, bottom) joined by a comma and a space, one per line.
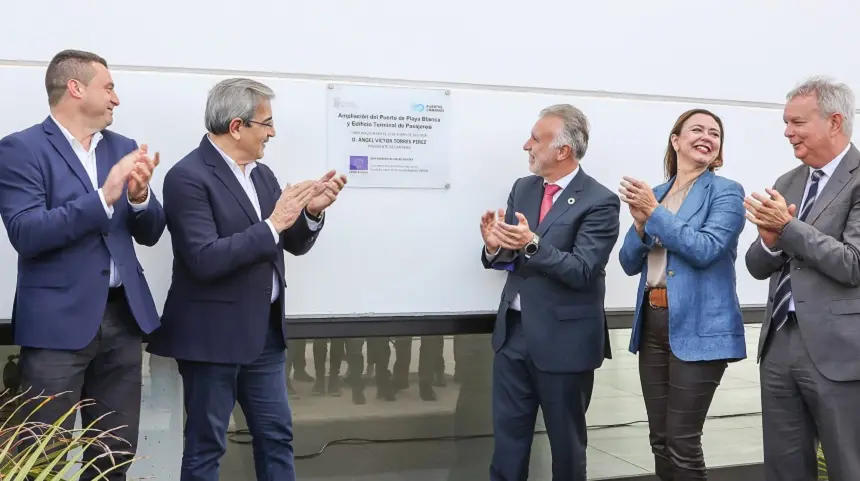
668, 270, 675, 277
265, 287, 272, 295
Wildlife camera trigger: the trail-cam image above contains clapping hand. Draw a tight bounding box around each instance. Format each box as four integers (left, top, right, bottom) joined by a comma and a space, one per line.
268, 180, 324, 233
127, 144, 160, 203
102, 146, 155, 206
306, 170, 347, 216
480, 209, 504, 252
494, 212, 534, 251
744, 188, 796, 247
619, 176, 658, 217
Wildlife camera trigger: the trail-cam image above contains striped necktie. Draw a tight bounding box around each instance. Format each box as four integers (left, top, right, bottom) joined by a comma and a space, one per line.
772, 169, 824, 331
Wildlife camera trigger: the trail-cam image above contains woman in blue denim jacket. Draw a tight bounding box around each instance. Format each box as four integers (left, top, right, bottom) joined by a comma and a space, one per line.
618, 108, 747, 481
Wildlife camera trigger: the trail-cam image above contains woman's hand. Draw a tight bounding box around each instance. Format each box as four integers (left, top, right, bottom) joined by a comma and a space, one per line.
619, 176, 659, 217
629, 204, 649, 237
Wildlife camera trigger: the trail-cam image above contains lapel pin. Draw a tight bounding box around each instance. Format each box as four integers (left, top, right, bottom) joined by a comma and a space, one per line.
568, 198, 576, 205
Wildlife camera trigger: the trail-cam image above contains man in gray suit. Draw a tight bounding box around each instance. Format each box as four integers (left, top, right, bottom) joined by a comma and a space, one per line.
744, 76, 860, 480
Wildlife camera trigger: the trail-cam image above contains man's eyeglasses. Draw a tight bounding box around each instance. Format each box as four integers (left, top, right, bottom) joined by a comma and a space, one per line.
247, 120, 274, 129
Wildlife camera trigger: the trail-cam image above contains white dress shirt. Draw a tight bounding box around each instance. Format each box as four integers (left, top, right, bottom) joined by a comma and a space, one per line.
761, 143, 850, 312
50, 115, 150, 288
208, 137, 322, 303
490, 166, 580, 311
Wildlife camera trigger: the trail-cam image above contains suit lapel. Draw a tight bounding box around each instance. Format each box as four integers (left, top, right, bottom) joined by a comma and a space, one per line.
805, 144, 860, 225
200, 135, 259, 224
250, 164, 285, 283
535, 168, 587, 237
782, 166, 808, 218
674, 170, 714, 222
42, 117, 93, 193
95, 135, 112, 187
251, 167, 275, 220
652, 180, 672, 204
521, 177, 542, 232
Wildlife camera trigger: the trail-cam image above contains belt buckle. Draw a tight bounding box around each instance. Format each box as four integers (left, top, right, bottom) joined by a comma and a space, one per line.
647, 289, 658, 309
647, 288, 666, 309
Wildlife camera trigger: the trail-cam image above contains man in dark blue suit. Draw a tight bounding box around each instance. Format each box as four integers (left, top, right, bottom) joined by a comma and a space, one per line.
146, 77, 346, 481
0, 49, 166, 480
479, 104, 620, 481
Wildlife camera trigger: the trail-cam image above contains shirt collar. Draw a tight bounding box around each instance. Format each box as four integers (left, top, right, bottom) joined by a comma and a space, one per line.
49, 114, 103, 151
545, 165, 579, 191
207, 135, 257, 175
811, 143, 850, 180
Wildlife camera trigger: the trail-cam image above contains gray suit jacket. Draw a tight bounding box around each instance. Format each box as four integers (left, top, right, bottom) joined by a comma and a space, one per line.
745, 143, 860, 382
481, 169, 620, 373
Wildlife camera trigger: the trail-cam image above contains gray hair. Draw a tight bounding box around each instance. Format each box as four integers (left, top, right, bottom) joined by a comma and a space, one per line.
205, 78, 275, 135
539, 104, 590, 160
787, 76, 855, 138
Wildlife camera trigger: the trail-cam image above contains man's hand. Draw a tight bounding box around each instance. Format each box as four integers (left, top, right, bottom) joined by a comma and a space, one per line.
758, 204, 797, 248
127, 144, 160, 203
744, 188, 795, 232
480, 209, 504, 252
306, 170, 347, 217
102, 148, 145, 205
494, 212, 534, 251
268, 180, 324, 233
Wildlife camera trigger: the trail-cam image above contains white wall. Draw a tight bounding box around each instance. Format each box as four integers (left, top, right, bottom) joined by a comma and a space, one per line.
1, 1, 859, 318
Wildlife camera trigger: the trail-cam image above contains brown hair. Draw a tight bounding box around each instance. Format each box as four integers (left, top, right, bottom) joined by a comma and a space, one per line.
45, 49, 108, 107
663, 108, 724, 180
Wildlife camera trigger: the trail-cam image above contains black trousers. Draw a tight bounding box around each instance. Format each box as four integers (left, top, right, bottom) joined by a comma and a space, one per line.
638, 305, 727, 481
18, 288, 142, 481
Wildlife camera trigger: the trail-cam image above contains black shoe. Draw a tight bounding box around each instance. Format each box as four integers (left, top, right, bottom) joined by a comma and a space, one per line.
352, 387, 366, 405
328, 375, 342, 397
419, 382, 437, 401
311, 377, 326, 396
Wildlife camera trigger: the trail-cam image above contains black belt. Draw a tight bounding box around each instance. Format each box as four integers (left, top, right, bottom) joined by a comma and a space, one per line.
107, 286, 125, 302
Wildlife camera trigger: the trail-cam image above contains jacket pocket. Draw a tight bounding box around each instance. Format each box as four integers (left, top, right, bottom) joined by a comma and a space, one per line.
830, 298, 860, 315
555, 304, 601, 321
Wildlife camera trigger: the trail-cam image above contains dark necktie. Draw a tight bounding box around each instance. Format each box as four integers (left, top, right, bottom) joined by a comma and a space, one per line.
772, 169, 824, 331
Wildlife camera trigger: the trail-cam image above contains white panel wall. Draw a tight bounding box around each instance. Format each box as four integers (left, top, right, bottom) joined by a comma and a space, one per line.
0, 2, 858, 318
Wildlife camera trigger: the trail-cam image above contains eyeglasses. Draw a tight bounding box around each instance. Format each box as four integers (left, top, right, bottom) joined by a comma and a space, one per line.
247, 120, 274, 129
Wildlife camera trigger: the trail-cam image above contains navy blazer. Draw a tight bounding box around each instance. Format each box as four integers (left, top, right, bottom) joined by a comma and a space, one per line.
0, 117, 166, 350
482, 170, 621, 373
619, 170, 747, 362
146, 135, 322, 365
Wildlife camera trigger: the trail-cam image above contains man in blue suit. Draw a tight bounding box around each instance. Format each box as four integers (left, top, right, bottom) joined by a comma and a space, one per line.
0, 49, 166, 480
479, 104, 620, 481
146, 77, 346, 481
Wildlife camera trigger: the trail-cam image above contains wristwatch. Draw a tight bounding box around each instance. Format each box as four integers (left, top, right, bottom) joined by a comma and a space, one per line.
523, 234, 540, 256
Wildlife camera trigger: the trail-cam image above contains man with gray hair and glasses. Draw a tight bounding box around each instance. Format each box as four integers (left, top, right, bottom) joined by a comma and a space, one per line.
744, 76, 860, 480
147, 77, 346, 481
479, 104, 619, 481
